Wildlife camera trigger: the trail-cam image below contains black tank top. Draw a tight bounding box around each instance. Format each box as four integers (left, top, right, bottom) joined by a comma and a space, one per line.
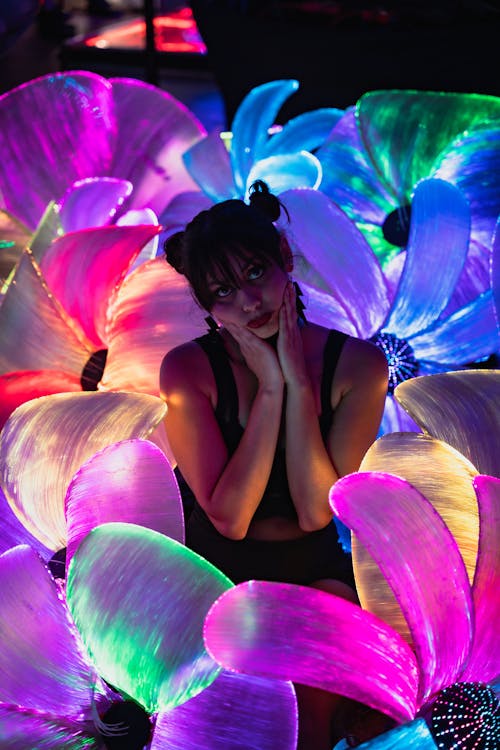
175, 329, 348, 523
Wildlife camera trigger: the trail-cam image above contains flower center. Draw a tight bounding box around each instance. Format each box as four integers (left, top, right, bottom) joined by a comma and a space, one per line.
430, 681, 500, 749
369, 331, 419, 394
81, 349, 108, 391
98, 699, 152, 750
382, 204, 412, 247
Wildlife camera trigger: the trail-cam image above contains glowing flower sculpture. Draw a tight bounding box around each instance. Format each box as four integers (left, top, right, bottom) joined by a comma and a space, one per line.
204, 371, 500, 749
316, 90, 500, 314
160, 78, 345, 235
277, 186, 499, 432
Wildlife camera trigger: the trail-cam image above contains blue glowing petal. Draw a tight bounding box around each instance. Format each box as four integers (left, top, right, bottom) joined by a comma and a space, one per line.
230, 80, 299, 194
344, 718, 437, 749
409, 291, 499, 365
260, 108, 345, 158
492, 218, 500, 330
158, 190, 214, 239
384, 179, 470, 338
247, 153, 322, 197
182, 129, 238, 202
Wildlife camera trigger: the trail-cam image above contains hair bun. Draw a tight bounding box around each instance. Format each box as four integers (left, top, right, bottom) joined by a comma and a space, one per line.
163, 231, 185, 274
248, 180, 281, 223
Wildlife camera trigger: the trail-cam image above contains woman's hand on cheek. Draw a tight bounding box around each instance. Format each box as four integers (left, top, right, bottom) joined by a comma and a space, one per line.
224, 323, 283, 389
277, 283, 308, 387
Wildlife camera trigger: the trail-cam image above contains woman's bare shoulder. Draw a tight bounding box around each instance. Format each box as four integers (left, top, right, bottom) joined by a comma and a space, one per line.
160, 340, 210, 393
341, 335, 389, 386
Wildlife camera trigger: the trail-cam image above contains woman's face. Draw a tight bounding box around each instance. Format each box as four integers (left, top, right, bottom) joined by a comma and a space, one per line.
208, 255, 289, 337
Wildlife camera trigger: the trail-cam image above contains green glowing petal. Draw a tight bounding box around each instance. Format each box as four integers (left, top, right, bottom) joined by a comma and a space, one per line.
67, 523, 233, 714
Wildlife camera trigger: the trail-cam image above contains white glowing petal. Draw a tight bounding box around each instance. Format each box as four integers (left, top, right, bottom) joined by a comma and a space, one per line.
101, 258, 206, 394
395, 370, 500, 477
116, 207, 159, 272
0, 392, 167, 550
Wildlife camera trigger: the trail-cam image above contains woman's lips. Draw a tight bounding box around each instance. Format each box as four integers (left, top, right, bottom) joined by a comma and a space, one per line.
247, 312, 272, 329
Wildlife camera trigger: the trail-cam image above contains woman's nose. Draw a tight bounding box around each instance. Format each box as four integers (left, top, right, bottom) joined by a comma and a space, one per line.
240, 286, 261, 312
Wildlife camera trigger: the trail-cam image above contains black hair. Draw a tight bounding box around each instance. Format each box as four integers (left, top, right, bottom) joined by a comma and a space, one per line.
164, 180, 289, 310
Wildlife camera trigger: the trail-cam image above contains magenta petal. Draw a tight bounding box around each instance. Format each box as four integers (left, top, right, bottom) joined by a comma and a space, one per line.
462, 475, 500, 683
59, 177, 133, 232
0, 369, 82, 431
40, 224, 161, 348
152, 671, 297, 750
0, 545, 94, 715
330, 473, 474, 705
66, 438, 184, 570
204, 581, 418, 723
0, 705, 99, 749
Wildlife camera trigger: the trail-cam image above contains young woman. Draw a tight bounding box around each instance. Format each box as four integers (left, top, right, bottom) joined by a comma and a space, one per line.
160, 180, 389, 748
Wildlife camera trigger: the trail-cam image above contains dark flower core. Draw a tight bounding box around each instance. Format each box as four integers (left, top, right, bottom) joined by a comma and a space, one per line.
382, 204, 412, 247
99, 699, 152, 750
81, 349, 108, 391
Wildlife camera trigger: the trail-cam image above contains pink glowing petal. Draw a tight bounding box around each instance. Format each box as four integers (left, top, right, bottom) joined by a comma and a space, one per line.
182, 129, 237, 202
280, 188, 390, 337
0, 704, 99, 749
152, 671, 297, 750
101, 258, 206, 395
394, 370, 500, 477
0, 71, 115, 230
66, 438, 184, 570
67, 523, 233, 713
40, 224, 161, 348
384, 178, 470, 338
0, 391, 167, 550
0, 485, 51, 557
0, 545, 95, 715
158, 190, 214, 238
0, 252, 92, 376
0, 369, 82, 431
108, 78, 205, 215
205, 581, 419, 723
59, 177, 133, 233
462, 475, 500, 682
330, 472, 474, 705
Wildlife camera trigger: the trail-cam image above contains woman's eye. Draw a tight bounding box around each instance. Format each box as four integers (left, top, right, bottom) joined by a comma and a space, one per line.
214, 285, 233, 299
247, 265, 265, 280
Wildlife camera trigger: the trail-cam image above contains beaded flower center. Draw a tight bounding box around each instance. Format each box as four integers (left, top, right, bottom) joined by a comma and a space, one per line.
370, 331, 419, 394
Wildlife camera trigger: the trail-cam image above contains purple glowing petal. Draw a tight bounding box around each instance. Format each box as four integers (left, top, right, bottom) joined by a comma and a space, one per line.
260, 108, 345, 158
0, 252, 92, 376
0, 391, 167, 550
39, 224, 161, 349
66, 438, 184, 569
379, 395, 420, 436
100, 258, 206, 395
0, 369, 82, 431
492, 218, 500, 327
280, 188, 390, 336
329, 472, 474, 705
230, 79, 300, 194
343, 718, 438, 749
384, 179, 470, 337
158, 190, 214, 238
462, 475, 500, 683
108, 78, 205, 215
247, 152, 322, 195
67, 523, 233, 713
58, 177, 133, 233
0, 704, 99, 749
205, 581, 419, 723
182, 129, 237, 202
0, 71, 115, 230
0, 545, 95, 715
299, 282, 358, 334
394, 370, 500, 477
0, 485, 51, 557
410, 290, 499, 366
152, 671, 297, 750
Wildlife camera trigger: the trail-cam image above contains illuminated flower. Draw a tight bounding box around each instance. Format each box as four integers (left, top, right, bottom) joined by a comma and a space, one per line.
316, 90, 500, 311
204, 371, 500, 748
278, 187, 499, 432
160, 79, 344, 235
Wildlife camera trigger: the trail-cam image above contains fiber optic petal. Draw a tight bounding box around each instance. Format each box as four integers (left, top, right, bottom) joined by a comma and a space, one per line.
492, 218, 500, 326
462, 475, 500, 682
379, 394, 420, 436
152, 671, 297, 750
39, 224, 161, 348
29, 201, 64, 263
58, 177, 133, 233
182, 129, 237, 202
298, 282, 358, 334
384, 179, 470, 337
395, 370, 500, 477
357, 433, 479, 644
247, 152, 322, 197
260, 108, 345, 157
0, 369, 81, 431
0, 252, 92, 376
0, 705, 99, 749
204, 581, 418, 723
330, 473, 474, 704
108, 78, 205, 215
101, 258, 206, 394
158, 190, 214, 238
0, 391, 167, 550
0, 71, 115, 230
67, 523, 232, 714
0, 209, 30, 282
230, 80, 299, 194
65, 439, 184, 570
0, 485, 51, 557
0, 545, 94, 715
280, 188, 389, 336
409, 291, 499, 365
345, 718, 437, 749
116, 208, 159, 271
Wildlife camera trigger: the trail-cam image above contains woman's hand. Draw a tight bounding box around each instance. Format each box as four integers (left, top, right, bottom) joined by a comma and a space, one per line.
224, 322, 284, 390
277, 282, 309, 388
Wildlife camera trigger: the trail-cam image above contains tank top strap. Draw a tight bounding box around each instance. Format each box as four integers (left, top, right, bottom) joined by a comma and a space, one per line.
319, 329, 349, 439
195, 333, 240, 434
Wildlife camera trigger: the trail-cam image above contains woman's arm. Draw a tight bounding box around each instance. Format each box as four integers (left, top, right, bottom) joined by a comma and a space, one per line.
160, 335, 284, 540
